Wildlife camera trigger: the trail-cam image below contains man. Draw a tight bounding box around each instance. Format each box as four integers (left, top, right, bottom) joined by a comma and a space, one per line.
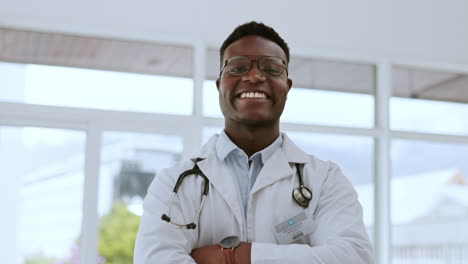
134, 21, 374, 264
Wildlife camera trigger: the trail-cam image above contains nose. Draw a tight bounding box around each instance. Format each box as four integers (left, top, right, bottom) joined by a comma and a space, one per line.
241, 62, 266, 83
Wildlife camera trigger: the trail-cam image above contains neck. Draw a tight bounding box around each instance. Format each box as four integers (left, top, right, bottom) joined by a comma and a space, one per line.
224, 122, 280, 157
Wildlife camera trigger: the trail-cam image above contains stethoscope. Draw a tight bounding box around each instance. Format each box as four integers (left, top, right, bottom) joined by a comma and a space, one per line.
161, 158, 312, 229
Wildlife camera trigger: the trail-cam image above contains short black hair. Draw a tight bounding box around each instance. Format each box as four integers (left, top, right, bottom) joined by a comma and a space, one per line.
219, 21, 290, 67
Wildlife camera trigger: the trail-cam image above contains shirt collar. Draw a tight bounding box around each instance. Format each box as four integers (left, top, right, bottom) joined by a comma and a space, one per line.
216, 130, 283, 164
216, 130, 239, 161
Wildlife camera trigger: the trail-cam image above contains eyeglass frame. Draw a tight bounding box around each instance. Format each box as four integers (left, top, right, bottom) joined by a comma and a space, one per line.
219, 55, 289, 78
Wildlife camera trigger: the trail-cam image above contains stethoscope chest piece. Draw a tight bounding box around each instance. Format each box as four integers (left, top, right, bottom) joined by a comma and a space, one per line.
292, 185, 312, 208
292, 164, 312, 208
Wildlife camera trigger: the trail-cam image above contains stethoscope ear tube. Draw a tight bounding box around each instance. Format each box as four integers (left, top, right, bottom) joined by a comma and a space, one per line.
161, 214, 171, 222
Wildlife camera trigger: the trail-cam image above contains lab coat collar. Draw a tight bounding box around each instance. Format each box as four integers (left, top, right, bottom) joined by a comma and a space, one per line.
250, 133, 310, 195
215, 130, 238, 161
190, 132, 309, 163
280, 133, 311, 164
190, 133, 310, 196
190, 134, 217, 161
216, 130, 283, 165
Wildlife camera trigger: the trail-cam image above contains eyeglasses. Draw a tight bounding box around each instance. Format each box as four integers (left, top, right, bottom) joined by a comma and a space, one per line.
219, 56, 288, 78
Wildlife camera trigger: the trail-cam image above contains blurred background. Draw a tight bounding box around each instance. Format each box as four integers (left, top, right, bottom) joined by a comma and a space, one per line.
1, 1, 467, 264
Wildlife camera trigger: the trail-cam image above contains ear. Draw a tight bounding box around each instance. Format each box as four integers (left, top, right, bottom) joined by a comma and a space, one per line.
287, 78, 293, 92
285, 78, 293, 100
216, 78, 221, 91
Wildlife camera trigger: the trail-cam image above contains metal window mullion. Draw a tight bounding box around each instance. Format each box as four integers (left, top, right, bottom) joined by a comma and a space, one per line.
392, 130, 468, 144
203, 117, 381, 138
391, 59, 468, 74
375, 59, 392, 264
193, 40, 206, 118
80, 122, 102, 264
0, 115, 87, 130
183, 41, 206, 158
281, 121, 379, 137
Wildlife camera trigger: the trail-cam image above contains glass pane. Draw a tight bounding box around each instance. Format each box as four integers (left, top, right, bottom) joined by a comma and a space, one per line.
0, 126, 85, 264
286, 132, 374, 228
391, 97, 468, 135
391, 139, 468, 264
97, 131, 183, 263
283, 88, 374, 127
204, 54, 376, 128
0, 61, 27, 102
392, 66, 468, 135
0, 62, 194, 115
202, 80, 375, 128
203, 80, 221, 117
202, 126, 222, 144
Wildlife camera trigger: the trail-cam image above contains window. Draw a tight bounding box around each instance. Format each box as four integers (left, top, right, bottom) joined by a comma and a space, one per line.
0, 28, 195, 115
391, 65, 468, 263
204, 50, 376, 128
283, 88, 374, 127
0, 126, 85, 264
3, 27, 468, 264
392, 67, 468, 135
203, 80, 221, 117
287, 132, 374, 228
391, 139, 468, 264
97, 132, 183, 263
1, 62, 194, 115
202, 80, 375, 128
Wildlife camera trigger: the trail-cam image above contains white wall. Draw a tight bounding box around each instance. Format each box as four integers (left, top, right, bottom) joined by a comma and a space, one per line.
0, 0, 467, 65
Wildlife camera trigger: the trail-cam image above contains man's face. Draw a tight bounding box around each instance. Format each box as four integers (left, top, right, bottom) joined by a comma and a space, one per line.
216, 35, 292, 127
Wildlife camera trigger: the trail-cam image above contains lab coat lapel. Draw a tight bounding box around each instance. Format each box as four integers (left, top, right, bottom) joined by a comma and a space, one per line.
250, 134, 310, 195
195, 142, 244, 231
250, 149, 292, 195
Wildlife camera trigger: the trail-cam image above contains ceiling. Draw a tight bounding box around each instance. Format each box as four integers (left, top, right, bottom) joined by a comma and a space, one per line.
1, 1, 468, 104
1, 0, 468, 65
0, 28, 193, 78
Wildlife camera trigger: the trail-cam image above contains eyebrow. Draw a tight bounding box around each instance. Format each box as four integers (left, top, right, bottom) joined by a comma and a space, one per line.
224, 55, 287, 63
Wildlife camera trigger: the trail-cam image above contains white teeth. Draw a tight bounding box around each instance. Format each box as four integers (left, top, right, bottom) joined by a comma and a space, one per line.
240, 92, 266, 99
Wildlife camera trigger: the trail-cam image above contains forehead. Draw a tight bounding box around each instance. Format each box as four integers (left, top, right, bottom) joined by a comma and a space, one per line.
223, 35, 286, 61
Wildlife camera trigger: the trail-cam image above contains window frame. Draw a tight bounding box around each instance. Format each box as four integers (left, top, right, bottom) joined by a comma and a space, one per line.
2, 40, 468, 264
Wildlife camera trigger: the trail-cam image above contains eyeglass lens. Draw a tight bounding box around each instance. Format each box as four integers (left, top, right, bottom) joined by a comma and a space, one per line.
223, 57, 286, 77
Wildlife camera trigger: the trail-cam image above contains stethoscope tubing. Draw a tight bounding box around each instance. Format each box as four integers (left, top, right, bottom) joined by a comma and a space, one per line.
162, 160, 312, 229
162, 158, 208, 229
164, 191, 207, 229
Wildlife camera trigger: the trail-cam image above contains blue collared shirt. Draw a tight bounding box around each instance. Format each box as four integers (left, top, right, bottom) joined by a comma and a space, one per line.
215, 130, 283, 217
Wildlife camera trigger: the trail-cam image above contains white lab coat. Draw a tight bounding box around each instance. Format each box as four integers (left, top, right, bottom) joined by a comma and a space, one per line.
134, 133, 374, 263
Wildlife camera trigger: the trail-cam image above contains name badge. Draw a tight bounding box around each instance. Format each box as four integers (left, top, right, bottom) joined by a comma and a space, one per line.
272, 212, 315, 244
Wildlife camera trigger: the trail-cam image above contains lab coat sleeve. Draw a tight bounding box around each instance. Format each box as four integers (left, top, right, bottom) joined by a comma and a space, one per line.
134, 167, 198, 264
251, 162, 374, 264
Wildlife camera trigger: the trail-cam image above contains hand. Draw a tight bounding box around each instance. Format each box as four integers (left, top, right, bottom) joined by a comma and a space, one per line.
190, 242, 251, 264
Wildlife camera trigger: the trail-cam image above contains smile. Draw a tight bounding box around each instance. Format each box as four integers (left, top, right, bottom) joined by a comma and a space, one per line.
239, 92, 268, 99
